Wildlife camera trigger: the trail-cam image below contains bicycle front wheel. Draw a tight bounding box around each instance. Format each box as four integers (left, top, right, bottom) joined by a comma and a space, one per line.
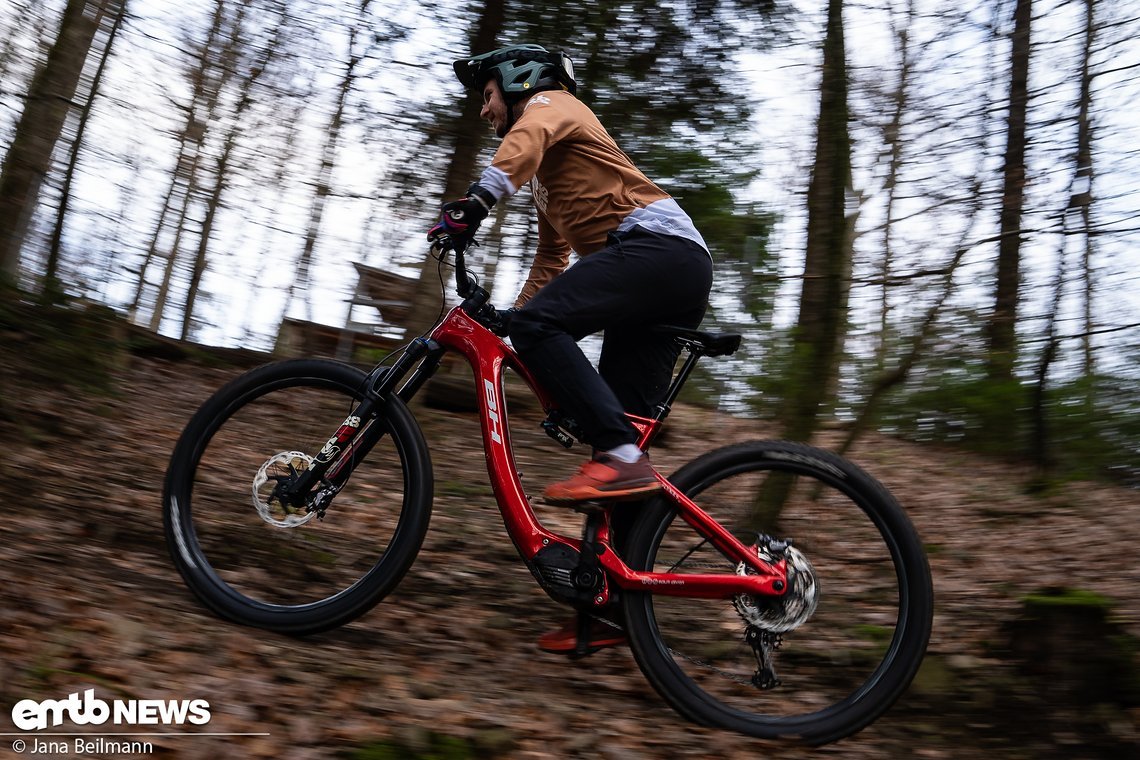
163, 359, 433, 634
623, 441, 932, 745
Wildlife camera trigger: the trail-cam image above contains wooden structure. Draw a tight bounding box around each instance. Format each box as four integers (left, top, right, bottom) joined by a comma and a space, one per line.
274, 262, 415, 364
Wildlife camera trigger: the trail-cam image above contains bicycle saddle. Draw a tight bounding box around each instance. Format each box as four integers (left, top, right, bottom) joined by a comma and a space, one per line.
655, 326, 742, 357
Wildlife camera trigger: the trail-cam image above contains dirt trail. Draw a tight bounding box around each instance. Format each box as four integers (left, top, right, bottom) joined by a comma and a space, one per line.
1, 355, 1136, 759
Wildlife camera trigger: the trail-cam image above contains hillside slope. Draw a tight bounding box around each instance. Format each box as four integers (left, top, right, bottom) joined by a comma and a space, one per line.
0, 352, 1137, 759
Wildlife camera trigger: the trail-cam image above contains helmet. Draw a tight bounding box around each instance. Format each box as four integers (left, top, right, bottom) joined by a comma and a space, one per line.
453, 44, 577, 100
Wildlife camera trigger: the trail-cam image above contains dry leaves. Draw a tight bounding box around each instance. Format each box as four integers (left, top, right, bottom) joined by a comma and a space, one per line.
0, 355, 1136, 758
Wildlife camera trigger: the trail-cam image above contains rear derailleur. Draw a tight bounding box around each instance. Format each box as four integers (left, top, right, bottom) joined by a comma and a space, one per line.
745, 625, 783, 690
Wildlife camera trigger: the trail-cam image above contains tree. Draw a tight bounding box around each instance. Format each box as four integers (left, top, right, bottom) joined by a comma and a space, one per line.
398, 0, 777, 339
833, 0, 1003, 456
127, 0, 233, 327
402, 0, 505, 338
1028, 0, 1098, 478
986, 0, 1033, 382
1072, 0, 1097, 379
778, 0, 852, 444
872, 0, 916, 374
179, 2, 286, 340
0, 0, 109, 280
45, 0, 129, 300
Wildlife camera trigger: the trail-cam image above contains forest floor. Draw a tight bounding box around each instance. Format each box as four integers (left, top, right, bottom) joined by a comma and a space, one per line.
0, 345, 1138, 760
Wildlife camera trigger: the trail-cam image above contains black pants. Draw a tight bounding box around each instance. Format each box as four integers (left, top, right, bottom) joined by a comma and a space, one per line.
509, 227, 713, 451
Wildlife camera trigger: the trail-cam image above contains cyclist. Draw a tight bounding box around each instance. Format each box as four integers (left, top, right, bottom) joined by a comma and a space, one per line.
428, 45, 713, 650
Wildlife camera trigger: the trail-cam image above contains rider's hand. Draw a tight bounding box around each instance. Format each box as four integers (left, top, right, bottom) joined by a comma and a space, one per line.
488, 306, 518, 337
427, 184, 495, 245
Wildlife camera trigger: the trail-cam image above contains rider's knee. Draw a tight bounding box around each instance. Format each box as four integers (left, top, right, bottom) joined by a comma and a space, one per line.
506, 307, 548, 351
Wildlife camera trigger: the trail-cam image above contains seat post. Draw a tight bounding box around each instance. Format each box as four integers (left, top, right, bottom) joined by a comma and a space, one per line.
652, 347, 703, 423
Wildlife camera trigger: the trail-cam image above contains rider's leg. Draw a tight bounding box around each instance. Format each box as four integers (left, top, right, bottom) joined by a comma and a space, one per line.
509, 228, 711, 503
513, 229, 711, 649
599, 318, 705, 554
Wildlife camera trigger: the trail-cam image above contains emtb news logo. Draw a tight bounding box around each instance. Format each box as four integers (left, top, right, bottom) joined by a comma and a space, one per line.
11, 689, 211, 730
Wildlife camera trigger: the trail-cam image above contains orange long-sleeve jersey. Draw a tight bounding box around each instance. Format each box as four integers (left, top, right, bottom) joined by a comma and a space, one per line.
476, 90, 707, 306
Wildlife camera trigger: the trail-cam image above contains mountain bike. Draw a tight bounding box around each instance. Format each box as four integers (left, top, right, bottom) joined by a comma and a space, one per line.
163, 236, 933, 745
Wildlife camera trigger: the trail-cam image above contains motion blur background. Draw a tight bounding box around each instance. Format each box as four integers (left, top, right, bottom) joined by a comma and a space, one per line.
0, 1, 1138, 756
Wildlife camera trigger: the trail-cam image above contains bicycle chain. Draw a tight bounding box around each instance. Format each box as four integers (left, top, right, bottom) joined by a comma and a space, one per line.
584, 612, 757, 686
598, 559, 776, 689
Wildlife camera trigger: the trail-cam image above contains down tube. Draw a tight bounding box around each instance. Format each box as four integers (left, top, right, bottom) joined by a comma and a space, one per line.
430, 309, 558, 558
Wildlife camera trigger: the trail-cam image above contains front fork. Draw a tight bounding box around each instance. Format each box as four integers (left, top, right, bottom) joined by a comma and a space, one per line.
282, 339, 445, 513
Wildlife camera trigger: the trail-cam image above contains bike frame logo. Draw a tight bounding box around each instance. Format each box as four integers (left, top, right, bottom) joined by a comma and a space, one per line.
484, 379, 503, 445
11, 689, 211, 730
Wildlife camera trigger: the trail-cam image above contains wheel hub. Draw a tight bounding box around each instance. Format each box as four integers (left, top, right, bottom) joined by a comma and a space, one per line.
252, 451, 318, 527
734, 539, 820, 633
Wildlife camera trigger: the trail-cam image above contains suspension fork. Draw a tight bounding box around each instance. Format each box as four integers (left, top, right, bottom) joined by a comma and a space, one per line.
283, 339, 445, 509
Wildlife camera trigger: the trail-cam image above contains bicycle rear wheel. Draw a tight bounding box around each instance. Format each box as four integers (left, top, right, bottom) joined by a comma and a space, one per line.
623, 441, 932, 744
163, 359, 433, 635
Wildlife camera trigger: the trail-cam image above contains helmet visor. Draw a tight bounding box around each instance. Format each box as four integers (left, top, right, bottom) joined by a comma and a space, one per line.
452, 48, 575, 94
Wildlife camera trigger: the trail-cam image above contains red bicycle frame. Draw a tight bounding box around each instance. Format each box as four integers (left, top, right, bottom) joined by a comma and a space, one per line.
426, 303, 787, 608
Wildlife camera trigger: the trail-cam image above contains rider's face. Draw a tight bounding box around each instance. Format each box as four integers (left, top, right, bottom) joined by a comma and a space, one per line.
480, 79, 509, 138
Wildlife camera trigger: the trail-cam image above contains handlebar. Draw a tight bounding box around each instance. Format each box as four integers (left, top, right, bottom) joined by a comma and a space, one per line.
430, 236, 509, 336
430, 235, 478, 298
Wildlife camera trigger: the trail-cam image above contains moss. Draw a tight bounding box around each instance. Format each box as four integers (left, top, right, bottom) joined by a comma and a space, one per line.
853, 623, 893, 645
1020, 586, 1114, 611
909, 655, 955, 695
438, 480, 493, 499
348, 732, 484, 760
0, 289, 124, 394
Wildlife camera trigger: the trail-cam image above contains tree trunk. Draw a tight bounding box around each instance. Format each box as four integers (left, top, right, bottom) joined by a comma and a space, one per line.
0, 0, 105, 279
44, 0, 128, 299
986, 0, 1033, 381
129, 0, 228, 325
281, 7, 366, 327
836, 5, 1004, 458
403, 0, 504, 338
180, 5, 282, 341
240, 102, 302, 344
150, 1, 246, 334
1029, 0, 1097, 479
1075, 0, 1096, 380
778, 0, 852, 444
0, 2, 52, 119
875, 0, 914, 374
754, 0, 852, 529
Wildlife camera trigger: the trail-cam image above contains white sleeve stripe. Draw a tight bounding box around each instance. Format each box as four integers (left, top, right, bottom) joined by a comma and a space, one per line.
479, 165, 517, 201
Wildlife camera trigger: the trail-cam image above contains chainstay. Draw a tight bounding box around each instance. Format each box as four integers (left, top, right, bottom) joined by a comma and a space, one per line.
629, 558, 763, 688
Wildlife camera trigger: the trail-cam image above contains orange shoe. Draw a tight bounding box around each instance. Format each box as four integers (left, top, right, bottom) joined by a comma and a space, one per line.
543, 454, 661, 504
537, 617, 627, 654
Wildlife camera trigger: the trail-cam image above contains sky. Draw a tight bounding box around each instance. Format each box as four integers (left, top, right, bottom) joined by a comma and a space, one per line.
1, 0, 1137, 378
